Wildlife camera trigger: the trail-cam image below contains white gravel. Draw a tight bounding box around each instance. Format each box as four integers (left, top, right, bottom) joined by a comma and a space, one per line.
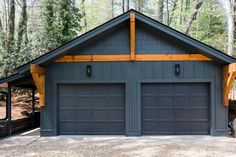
0, 130, 235, 157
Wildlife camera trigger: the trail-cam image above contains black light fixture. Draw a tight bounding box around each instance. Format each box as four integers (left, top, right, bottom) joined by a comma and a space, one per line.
175, 64, 180, 76
86, 65, 92, 77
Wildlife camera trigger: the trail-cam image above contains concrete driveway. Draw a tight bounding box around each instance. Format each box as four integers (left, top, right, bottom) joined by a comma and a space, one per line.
0, 129, 236, 157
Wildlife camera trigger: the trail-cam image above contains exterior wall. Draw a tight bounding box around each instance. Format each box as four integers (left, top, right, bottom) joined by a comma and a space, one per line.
41, 23, 227, 136
41, 61, 227, 136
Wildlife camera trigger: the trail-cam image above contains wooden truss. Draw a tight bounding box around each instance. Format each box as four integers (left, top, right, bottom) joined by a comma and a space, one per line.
223, 63, 236, 107
30, 64, 45, 108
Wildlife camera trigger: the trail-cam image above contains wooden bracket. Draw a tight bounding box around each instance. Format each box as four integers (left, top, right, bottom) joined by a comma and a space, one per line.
130, 12, 135, 61
30, 64, 45, 108
223, 63, 236, 107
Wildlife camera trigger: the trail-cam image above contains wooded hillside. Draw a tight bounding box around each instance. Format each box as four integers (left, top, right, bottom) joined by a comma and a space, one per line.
0, 0, 234, 77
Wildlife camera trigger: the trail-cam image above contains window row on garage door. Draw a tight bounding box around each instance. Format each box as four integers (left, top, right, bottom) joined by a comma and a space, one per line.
58, 83, 209, 135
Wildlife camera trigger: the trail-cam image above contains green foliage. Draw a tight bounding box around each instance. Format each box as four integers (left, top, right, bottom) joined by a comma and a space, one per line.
43, 0, 82, 50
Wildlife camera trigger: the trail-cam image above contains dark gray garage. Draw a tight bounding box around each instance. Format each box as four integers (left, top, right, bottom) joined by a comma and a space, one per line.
58, 84, 125, 135
1, 10, 236, 137
141, 83, 209, 135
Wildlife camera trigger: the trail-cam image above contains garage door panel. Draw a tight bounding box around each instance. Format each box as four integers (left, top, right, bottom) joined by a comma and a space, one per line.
142, 121, 158, 134
76, 122, 91, 133
142, 83, 209, 135
174, 122, 191, 134
142, 109, 156, 120
174, 84, 190, 94
76, 97, 91, 108
191, 84, 208, 94
175, 109, 190, 120
60, 97, 74, 108
92, 122, 108, 134
110, 96, 125, 107
142, 96, 157, 108
157, 110, 173, 120
77, 110, 91, 120
158, 96, 173, 108
93, 97, 108, 108
59, 110, 75, 121
157, 85, 172, 94
191, 109, 208, 120
192, 96, 208, 108
109, 122, 125, 134
59, 85, 75, 95
191, 121, 209, 133
59, 84, 125, 135
159, 122, 173, 134
75, 85, 91, 95
109, 110, 124, 121
93, 110, 107, 120
174, 96, 190, 108
60, 122, 75, 134
142, 84, 156, 94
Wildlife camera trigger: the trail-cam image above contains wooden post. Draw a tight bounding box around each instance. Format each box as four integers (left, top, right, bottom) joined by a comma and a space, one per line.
223, 63, 236, 107
30, 64, 45, 108
130, 12, 135, 61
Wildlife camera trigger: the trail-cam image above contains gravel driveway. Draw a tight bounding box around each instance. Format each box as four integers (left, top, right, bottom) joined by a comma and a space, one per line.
0, 128, 236, 157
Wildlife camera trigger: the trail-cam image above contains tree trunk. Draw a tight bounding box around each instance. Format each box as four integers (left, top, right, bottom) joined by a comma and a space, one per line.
168, 0, 178, 26
81, 0, 87, 32
158, 0, 164, 23
111, 0, 114, 18
17, 0, 27, 52
127, 0, 130, 11
224, 0, 234, 56
122, 0, 125, 12
183, 0, 203, 35
7, 0, 15, 53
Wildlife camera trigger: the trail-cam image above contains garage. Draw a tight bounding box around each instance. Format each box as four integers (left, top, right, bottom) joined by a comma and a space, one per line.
1, 10, 234, 136
141, 83, 209, 135
58, 84, 125, 135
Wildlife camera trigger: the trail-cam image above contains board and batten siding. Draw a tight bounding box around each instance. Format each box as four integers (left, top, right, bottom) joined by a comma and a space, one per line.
41, 61, 227, 136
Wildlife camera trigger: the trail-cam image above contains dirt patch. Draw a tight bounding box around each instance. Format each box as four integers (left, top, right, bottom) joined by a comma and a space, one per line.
0, 93, 40, 120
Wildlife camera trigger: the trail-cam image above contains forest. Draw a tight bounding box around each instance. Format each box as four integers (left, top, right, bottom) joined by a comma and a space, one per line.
0, 0, 235, 77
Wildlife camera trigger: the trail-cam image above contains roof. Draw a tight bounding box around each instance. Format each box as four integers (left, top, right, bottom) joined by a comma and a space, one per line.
1, 9, 236, 85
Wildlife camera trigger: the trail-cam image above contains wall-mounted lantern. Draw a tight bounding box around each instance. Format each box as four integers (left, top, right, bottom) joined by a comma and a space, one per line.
86, 65, 92, 77
175, 64, 180, 76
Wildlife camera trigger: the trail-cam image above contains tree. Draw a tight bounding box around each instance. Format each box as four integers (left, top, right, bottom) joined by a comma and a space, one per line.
17, 0, 28, 52
223, 0, 235, 56
7, 0, 15, 54
183, 0, 204, 34
158, 0, 164, 23
43, 0, 82, 50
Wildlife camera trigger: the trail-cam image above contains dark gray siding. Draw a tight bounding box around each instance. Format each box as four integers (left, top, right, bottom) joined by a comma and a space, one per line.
67, 23, 130, 55
135, 22, 199, 54
66, 22, 199, 56
41, 61, 227, 136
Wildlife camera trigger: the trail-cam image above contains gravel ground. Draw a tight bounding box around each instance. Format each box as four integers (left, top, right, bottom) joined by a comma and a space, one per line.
0, 129, 235, 157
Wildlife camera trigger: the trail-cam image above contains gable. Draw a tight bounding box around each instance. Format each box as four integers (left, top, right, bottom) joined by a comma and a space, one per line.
136, 21, 199, 54
67, 22, 130, 55
15, 9, 236, 74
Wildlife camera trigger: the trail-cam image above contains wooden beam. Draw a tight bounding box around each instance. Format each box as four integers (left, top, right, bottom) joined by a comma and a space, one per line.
30, 64, 45, 108
130, 12, 135, 61
135, 54, 212, 61
223, 63, 236, 107
55, 54, 212, 62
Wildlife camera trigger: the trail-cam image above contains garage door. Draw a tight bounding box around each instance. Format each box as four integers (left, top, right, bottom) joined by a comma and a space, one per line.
142, 83, 209, 135
58, 84, 125, 135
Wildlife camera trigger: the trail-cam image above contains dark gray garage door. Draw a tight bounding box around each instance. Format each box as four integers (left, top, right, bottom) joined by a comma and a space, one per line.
58, 84, 125, 135
142, 83, 209, 135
